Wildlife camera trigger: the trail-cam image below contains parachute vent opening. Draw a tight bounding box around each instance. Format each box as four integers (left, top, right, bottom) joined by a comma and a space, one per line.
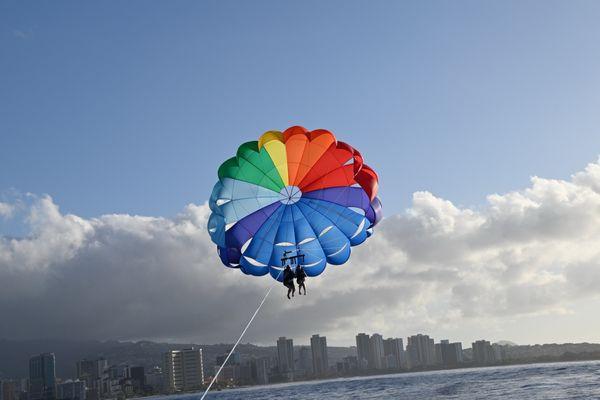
303, 259, 323, 268
243, 256, 268, 267
298, 237, 315, 245
330, 243, 348, 257
216, 198, 231, 206
349, 207, 366, 216
350, 219, 367, 239
275, 242, 295, 247
319, 226, 334, 237
225, 222, 236, 231
241, 238, 252, 254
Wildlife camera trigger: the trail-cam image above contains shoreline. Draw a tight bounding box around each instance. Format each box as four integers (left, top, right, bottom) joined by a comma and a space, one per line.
142, 358, 600, 399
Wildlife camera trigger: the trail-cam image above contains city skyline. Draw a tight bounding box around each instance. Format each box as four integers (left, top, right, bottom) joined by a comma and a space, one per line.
3, 330, 599, 400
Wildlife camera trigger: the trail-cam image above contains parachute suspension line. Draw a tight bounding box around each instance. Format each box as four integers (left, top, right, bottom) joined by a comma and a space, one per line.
200, 269, 283, 400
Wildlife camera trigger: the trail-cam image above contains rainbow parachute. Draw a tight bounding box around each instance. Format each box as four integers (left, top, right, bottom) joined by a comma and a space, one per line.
207, 126, 382, 281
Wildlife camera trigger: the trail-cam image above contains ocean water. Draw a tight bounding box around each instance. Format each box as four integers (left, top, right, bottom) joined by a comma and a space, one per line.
159, 361, 600, 400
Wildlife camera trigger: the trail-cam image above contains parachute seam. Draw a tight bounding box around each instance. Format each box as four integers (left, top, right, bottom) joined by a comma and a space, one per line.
295, 200, 352, 255
237, 142, 286, 190
301, 198, 366, 230
245, 205, 287, 271
292, 203, 329, 262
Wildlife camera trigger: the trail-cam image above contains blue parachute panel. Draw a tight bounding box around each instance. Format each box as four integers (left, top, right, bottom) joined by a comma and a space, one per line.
296, 200, 351, 265
239, 206, 285, 276
300, 198, 369, 246
213, 178, 281, 226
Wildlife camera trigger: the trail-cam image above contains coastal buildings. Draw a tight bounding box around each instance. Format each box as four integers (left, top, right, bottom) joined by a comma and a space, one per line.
472, 340, 496, 365
129, 366, 144, 393
355, 333, 371, 370
369, 334, 385, 370
356, 333, 405, 371
75, 358, 108, 400
310, 334, 329, 377
12, 333, 597, 397
29, 353, 56, 400
406, 334, 436, 368
144, 366, 164, 393
296, 346, 312, 377
250, 357, 270, 385
383, 338, 405, 369
439, 340, 463, 367
1, 381, 17, 400
276, 337, 294, 375
56, 380, 86, 400
163, 348, 204, 392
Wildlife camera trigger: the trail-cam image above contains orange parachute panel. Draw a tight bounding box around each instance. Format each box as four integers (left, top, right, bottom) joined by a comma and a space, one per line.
283, 126, 310, 184
292, 129, 337, 185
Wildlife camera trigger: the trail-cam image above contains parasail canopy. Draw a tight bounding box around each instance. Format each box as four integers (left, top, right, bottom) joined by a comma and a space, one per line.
207, 126, 382, 281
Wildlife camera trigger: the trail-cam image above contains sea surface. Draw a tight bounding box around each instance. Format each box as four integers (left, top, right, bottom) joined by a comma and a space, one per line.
157, 361, 600, 400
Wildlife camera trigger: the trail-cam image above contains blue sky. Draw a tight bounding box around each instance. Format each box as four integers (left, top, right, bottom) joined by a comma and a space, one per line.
2, 0, 600, 222
4, 2, 600, 346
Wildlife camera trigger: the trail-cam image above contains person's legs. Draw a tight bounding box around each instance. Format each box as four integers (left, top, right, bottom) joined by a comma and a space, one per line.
286, 284, 292, 299
300, 282, 306, 295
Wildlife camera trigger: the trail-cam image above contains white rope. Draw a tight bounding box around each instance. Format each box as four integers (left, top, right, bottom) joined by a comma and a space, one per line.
200, 271, 282, 399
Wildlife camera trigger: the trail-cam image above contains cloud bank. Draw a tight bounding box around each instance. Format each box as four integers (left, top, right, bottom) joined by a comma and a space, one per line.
2, 160, 600, 345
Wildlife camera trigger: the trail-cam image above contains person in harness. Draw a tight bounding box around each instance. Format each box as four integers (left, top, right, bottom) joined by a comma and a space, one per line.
296, 265, 307, 295
283, 265, 296, 299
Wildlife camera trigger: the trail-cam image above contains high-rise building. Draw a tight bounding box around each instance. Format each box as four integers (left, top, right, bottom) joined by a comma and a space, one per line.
296, 346, 312, 376
310, 335, 329, 377
129, 367, 144, 392
439, 340, 463, 366
144, 366, 163, 393
164, 348, 204, 392
276, 337, 294, 374
2, 380, 16, 400
406, 334, 436, 368
251, 358, 270, 385
336, 356, 359, 375
434, 343, 443, 365
450, 342, 464, 365
383, 338, 404, 370
472, 340, 495, 365
29, 353, 57, 400
355, 333, 371, 370
76, 358, 107, 400
369, 334, 385, 370
216, 352, 240, 367
56, 380, 86, 400
76, 359, 107, 383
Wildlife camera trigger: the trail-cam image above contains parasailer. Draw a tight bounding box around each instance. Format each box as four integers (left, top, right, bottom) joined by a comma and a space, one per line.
283, 265, 295, 299
207, 126, 382, 296
296, 265, 307, 295
201, 125, 382, 399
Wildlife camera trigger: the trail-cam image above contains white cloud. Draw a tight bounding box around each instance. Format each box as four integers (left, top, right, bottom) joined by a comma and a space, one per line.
0, 202, 14, 218
2, 160, 600, 346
